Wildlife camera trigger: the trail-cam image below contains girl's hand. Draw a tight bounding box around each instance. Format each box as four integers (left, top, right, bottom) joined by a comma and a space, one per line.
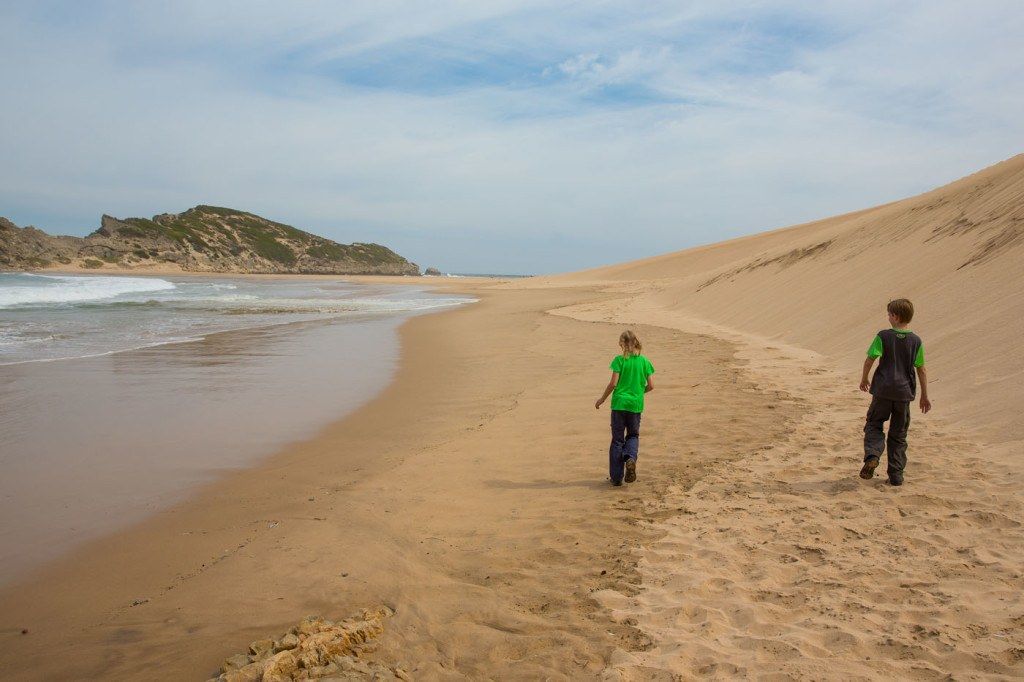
595, 398, 603, 409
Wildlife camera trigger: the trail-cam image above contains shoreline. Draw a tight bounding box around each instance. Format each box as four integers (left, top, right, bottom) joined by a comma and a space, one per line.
0, 311, 411, 586
0, 274, 480, 585
15, 265, 517, 286
0, 281, 798, 679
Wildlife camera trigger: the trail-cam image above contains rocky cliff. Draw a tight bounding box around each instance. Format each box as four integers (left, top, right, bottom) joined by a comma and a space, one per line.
0, 206, 420, 275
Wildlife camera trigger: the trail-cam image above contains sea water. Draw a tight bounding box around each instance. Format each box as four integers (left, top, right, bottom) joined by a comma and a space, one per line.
0, 272, 467, 365
0, 272, 472, 585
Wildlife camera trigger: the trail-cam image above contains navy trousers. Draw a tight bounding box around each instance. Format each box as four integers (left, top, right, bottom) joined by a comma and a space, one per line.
609, 410, 641, 483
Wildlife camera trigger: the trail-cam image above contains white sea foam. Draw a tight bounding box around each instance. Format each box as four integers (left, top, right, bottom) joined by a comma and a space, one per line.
0, 274, 176, 308
343, 296, 476, 312
232, 296, 474, 313
0, 274, 474, 364
195, 294, 260, 303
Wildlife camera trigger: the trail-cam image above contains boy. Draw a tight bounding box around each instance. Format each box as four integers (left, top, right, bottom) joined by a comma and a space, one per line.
859, 298, 931, 486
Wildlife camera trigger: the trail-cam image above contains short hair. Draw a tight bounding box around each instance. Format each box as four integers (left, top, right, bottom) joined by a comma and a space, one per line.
887, 298, 914, 324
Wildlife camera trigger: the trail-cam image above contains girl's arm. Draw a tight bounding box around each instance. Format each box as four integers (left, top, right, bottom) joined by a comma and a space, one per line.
595, 372, 619, 409
644, 376, 654, 393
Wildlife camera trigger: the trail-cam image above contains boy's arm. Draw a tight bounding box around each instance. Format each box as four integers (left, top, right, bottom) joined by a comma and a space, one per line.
595, 372, 619, 409
644, 376, 654, 394
862, 334, 883, 391
917, 366, 931, 413
859, 357, 876, 392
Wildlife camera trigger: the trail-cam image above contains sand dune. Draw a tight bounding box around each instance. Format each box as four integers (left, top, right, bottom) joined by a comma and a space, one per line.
536, 153, 1024, 444
504, 154, 1024, 677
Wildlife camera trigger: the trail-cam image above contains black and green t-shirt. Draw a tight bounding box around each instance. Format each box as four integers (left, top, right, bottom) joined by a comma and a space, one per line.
867, 328, 924, 401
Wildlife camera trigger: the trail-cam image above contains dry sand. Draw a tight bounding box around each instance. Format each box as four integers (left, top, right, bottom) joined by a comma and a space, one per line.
2, 155, 1023, 679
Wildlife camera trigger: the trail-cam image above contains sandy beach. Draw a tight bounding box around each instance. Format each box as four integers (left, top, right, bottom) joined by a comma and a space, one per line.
3, 281, 770, 679
2, 157, 1023, 680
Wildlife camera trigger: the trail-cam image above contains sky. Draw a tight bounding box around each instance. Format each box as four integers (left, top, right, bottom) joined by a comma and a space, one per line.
1, 2, 1022, 275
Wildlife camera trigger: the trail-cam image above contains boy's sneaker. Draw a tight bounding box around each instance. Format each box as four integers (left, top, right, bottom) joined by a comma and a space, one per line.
859, 456, 880, 480
624, 458, 637, 483
888, 472, 904, 486
611, 479, 623, 487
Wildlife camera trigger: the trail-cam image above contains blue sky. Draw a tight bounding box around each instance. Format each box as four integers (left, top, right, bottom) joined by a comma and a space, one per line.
1, 1, 1022, 274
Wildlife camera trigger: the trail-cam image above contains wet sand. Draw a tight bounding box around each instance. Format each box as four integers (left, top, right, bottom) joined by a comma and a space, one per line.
0, 314, 402, 585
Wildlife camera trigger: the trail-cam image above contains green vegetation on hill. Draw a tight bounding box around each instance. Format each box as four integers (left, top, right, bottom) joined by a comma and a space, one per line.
109, 206, 415, 271
110, 206, 411, 269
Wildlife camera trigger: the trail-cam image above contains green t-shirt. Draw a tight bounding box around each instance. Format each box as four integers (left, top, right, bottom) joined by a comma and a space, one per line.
867, 329, 925, 367
610, 354, 655, 413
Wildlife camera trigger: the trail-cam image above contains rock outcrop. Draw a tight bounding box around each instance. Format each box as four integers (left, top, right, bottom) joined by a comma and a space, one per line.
208, 608, 409, 681
0, 206, 419, 275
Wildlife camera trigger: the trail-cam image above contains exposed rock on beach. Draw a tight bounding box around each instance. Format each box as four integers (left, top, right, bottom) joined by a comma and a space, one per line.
209, 608, 409, 681
0, 206, 419, 275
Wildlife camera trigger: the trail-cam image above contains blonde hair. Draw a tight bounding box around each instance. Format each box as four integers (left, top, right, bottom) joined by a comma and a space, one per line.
619, 330, 642, 357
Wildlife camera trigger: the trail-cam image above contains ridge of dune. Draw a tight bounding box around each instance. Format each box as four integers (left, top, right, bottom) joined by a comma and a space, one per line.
561, 153, 1024, 283
523, 153, 1024, 443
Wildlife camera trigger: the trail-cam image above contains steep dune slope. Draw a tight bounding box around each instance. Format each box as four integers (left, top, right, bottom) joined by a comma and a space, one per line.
550, 154, 1024, 443
501, 155, 1024, 677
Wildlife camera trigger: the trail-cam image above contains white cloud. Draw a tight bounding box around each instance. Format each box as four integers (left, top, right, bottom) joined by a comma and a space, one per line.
558, 52, 601, 78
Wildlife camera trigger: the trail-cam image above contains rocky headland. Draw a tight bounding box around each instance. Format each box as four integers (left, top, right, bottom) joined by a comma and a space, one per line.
0, 205, 420, 275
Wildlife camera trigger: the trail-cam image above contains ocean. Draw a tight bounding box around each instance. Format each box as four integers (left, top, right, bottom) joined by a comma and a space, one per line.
0, 272, 472, 585
0, 272, 469, 365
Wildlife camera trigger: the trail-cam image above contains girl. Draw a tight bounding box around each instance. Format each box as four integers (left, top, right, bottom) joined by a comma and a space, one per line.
595, 330, 655, 485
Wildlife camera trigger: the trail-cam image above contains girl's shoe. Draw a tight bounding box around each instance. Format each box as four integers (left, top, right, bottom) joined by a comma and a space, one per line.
624, 458, 637, 483
859, 456, 879, 479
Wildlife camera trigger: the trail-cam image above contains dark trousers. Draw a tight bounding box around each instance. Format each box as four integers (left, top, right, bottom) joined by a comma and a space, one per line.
609, 410, 641, 482
863, 396, 911, 475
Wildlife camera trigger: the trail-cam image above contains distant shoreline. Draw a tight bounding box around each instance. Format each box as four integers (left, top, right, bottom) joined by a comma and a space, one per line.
3, 266, 529, 284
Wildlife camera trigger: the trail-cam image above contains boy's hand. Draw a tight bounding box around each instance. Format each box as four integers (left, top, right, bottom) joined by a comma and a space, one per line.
920, 396, 931, 414
595, 398, 603, 410
859, 379, 870, 392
